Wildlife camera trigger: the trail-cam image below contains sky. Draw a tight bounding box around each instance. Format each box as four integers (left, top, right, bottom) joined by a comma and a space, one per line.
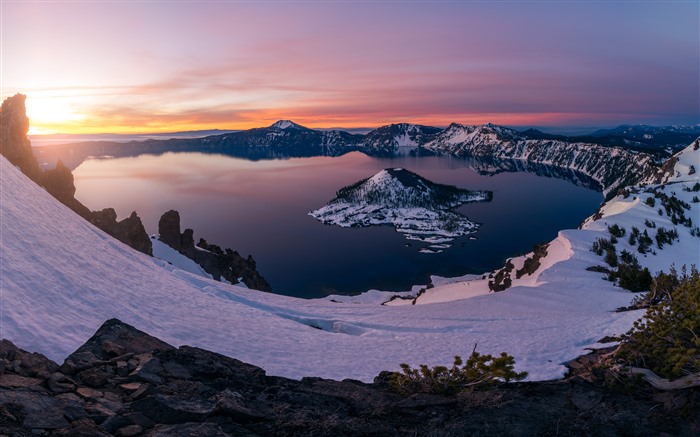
2, 0, 698, 134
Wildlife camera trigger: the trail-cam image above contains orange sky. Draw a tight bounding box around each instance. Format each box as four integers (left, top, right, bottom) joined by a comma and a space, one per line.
4, 1, 698, 135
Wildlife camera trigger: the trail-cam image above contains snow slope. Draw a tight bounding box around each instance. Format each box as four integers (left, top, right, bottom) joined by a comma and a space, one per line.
1, 143, 696, 382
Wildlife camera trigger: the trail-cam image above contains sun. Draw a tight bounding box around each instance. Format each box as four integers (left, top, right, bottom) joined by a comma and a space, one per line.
25, 95, 85, 135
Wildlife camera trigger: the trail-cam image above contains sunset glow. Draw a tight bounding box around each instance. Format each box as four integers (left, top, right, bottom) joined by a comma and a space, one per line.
3, 1, 698, 134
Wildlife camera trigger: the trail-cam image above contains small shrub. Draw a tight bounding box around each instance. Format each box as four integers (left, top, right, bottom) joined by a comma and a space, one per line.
644, 197, 656, 207
619, 267, 700, 379
592, 237, 614, 256
607, 224, 626, 238
655, 227, 678, 249
616, 264, 653, 292
604, 248, 618, 267
619, 249, 637, 265
389, 346, 528, 395
637, 230, 653, 254
689, 165, 696, 176
644, 219, 656, 228
628, 227, 640, 246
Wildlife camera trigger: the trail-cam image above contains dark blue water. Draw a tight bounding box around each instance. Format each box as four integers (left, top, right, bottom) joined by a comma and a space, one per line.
73, 151, 602, 298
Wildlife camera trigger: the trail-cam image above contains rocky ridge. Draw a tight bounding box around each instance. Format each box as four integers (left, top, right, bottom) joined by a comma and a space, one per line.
421, 123, 657, 197
0, 94, 152, 256
34, 119, 666, 199
157, 210, 272, 292
0, 319, 697, 437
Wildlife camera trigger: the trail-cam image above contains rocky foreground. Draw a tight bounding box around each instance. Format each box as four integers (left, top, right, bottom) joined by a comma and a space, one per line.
1, 320, 697, 436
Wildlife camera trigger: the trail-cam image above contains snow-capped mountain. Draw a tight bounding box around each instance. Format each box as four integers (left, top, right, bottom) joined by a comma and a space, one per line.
270, 119, 307, 130
357, 123, 442, 156
423, 126, 656, 197
309, 168, 491, 252
36, 120, 661, 198
200, 120, 363, 157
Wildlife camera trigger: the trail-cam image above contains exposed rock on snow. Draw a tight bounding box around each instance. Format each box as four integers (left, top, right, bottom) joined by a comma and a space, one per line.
0, 94, 42, 182
1, 319, 697, 437
309, 168, 492, 252
0, 94, 152, 256
156, 210, 272, 292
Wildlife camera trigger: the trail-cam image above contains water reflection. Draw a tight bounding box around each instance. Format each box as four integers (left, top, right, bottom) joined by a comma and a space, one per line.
73, 152, 602, 298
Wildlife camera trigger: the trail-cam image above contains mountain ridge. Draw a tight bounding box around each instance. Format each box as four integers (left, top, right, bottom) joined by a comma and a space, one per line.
35, 119, 679, 197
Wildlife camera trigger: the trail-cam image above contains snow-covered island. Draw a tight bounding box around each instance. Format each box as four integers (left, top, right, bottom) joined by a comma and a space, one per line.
309, 168, 492, 253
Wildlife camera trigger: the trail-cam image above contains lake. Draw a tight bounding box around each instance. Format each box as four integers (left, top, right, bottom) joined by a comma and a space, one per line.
72, 151, 602, 298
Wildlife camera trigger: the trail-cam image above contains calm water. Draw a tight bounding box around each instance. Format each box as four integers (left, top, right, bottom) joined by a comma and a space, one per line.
73, 151, 602, 298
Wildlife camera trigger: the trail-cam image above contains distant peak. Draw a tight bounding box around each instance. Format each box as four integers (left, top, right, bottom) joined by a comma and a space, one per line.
270, 120, 306, 130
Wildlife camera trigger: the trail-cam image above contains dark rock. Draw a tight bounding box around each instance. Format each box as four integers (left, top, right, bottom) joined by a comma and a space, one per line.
62, 319, 174, 374
0, 339, 58, 378
89, 209, 153, 256
0, 94, 42, 182
116, 360, 129, 377
2, 318, 698, 436
0, 374, 43, 389
570, 383, 603, 411
47, 372, 76, 393
85, 402, 117, 423
64, 423, 112, 437
61, 397, 89, 422
129, 356, 166, 385
116, 424, 143, 437
132, 394, 216, 424
157, 210, 272, 292
214, 390, 265, 422
76, 387, 104, 400
99, 414, 131, 434
79, 366, 113, 388
158, 210, 182, 250
0, 389, 70, 429
142, 422, 231, 437
123, 411, 155, 429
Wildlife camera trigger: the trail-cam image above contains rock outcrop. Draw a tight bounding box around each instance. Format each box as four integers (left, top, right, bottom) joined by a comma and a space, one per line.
91, 209, 153, 256
158, 210, 272, 292
0, 94, 152, 256
1, 319, 697, 436
0, 94, 42, 182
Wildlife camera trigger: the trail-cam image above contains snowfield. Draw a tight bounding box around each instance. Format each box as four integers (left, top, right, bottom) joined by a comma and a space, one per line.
1, 142, 697, 383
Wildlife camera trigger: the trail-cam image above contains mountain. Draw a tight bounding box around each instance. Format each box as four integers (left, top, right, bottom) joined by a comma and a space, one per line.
422, 125, 657, 197
198, 120, 363, 158
310, 168, 491, 253
357, 123, 442, 156
520, 124, 700, 156
34, 120, 667, 199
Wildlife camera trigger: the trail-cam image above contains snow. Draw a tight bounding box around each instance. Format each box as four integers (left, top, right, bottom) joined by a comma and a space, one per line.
151, 236, 213, 279
272, 120, 294, 129
309, 169, 490, 252
1, 142, 697, 383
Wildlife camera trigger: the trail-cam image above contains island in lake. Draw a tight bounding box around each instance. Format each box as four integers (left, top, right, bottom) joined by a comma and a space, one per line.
309, 168, 493, 253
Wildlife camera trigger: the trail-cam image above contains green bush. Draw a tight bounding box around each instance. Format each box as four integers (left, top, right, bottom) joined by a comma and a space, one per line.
389, 347, 528, 395
620, 267, 699, 379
